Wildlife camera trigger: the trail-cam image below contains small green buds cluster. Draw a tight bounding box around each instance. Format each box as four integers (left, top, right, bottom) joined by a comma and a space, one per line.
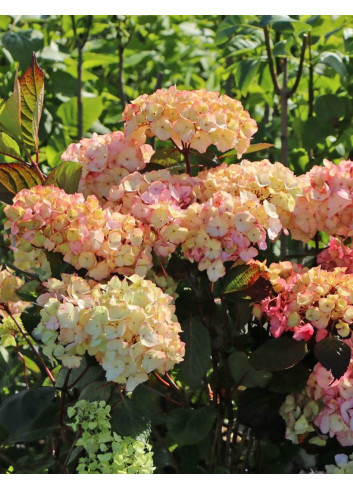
67, 400, 154, 474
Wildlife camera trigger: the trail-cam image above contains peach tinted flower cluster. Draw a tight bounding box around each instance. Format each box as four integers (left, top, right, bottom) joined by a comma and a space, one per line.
12, 247, 51, 281
107, 169, 198, 258
4, 185, 154, 281
289, 160, 353, 242
122, 86, 257, 156
281, 354, 353, 447
107, 160, 300, 282
34, 274, 185, 392
254, 265, 353, 342
195, 160, 303, 230
317, 237, 353, 274
62, 131, 154, 201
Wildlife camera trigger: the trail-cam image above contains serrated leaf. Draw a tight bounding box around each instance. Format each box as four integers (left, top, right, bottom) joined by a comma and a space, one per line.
221, 143, 273, 159
19, 53, 45, 152
178, 317, 212, 390
314, 336, 351, 380
0, 132, 22, 161
220, 263, 262, 296
167, 406, 216, 447
0, 163, 41, 204
150, 147, 182, 167
249, 337, 308, 371
44, 160, 82, 194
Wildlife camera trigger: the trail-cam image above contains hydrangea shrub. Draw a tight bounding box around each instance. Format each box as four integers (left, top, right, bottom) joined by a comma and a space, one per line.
2, 56, 353, 474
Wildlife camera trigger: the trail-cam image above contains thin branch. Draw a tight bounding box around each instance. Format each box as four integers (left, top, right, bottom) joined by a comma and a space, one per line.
288, 34, 308, 98
264, 26, 281, 95
1, 304, 55, 384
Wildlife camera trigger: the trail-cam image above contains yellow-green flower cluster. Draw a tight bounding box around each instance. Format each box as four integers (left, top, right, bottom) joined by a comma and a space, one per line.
68, 400, 154, 474
34, 273, 184, 391
325, 454, 353, 473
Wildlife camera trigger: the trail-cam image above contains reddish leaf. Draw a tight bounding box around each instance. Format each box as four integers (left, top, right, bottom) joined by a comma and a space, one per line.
0, 163, 41, 204
19, 53, 44, 152
0, 75, 21, 141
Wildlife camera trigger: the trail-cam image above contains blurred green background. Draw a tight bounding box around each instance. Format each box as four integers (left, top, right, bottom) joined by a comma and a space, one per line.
0, 14, 352, 173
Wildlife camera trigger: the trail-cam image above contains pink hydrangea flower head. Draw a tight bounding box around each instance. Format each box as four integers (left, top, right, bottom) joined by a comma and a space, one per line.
62, 131, 154, 202
122, 87, 257, 157
4, 185, 155, 281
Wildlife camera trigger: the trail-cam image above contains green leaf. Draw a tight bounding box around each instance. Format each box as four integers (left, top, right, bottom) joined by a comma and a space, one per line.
15, 280, 41, 302
260, 15, 310, 33
150, 147, 182, 167
178, 317, 212, 390
235, 58, 261, 96
0, 132, 22, 161
228, 351, 272, 388
319, 51, 347, 80
0, 163, 41, 204
19, 53, 45, 152
1, 30, 44, 70
220, 263, 263, 296
249, 337, 308, 371
268, 365, 311, 394
20, 305, 41, 336
0, 76, 22, 142
214, 15, 244, 45
79, 381, 114, 402
314, 94, 346, 123
111, 398, 150, 439
0, 387, 58, 442
22, 355, 41, 374
55, 357, 104, 391
57, 96, 104, 136
237, 388, 285, 440
314, 336, 351, 380
192, 147, 221, 168
221, 143, 273, 159
44, 160, 82, 194
167, 406, 216, 447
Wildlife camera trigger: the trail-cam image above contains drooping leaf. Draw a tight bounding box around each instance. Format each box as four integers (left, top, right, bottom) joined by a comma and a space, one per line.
44, 160, 82, 194
319, 51, 347, 81
220, 263, 263, 296
214, 15, 245, 45
167, 406, 216, 446
0, 387, 58, 442
314, 336, 351, 380
19, 53, 45, 152
0, 132, 22, 161
249, 337, 308, 371
178, 317, 212, 390
0, 163, 41, 204
111, 398, 150, 439
22, 355, 41, 374
150, 147, 182, 167
228, 351, 272, 388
